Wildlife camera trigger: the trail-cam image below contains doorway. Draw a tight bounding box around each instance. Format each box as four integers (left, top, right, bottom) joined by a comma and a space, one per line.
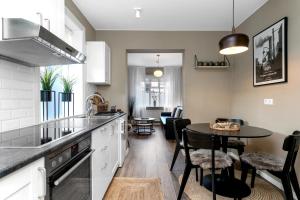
127, 50, 184, 120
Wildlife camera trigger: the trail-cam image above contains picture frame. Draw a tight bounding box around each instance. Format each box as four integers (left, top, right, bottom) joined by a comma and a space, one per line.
253, 17, 288, 86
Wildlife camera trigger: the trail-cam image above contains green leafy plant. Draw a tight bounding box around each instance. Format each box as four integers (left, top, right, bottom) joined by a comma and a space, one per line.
40, 68, 59, 91
61, 76, 77, 93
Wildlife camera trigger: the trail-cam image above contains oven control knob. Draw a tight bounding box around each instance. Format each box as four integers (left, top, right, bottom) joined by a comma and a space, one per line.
58, 156, 63, 163
52, 161, 57, 168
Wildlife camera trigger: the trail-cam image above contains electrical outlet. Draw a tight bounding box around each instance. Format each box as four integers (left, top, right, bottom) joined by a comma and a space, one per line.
264, 99, 274, 105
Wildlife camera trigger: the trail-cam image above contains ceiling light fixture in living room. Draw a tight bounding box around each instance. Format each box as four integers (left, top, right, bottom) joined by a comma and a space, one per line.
219, 0, 249, 55
154, 54, 163, 78
134, 8, 142, 18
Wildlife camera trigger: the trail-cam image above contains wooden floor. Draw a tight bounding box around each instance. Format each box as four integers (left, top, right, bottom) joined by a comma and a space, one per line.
116, 125, 191, 200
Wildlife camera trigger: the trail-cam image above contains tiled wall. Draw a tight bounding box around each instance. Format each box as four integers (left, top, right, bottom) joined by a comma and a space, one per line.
0, 60, 39, 132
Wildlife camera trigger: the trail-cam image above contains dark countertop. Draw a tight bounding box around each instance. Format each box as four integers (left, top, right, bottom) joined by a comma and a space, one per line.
0, 113, 126, 178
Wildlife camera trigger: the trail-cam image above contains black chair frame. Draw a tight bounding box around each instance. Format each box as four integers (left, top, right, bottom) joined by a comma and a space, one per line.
241, 131, 300, 200
177, 129, 223, 200
170, 119, 200, 182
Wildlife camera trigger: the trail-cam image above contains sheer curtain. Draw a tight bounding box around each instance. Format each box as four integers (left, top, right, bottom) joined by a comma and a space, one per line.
128, 66, 147, 117
164, 66, 182, 111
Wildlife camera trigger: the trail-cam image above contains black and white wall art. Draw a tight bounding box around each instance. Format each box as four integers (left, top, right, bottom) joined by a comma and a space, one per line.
253, 17, 287, 86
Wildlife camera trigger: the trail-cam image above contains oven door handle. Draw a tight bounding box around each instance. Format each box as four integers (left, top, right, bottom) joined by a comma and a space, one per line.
54, 149, 95, 186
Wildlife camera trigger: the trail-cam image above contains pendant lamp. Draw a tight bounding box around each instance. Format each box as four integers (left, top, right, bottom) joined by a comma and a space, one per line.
219, 0, 249, 55
154, 54, 163, 78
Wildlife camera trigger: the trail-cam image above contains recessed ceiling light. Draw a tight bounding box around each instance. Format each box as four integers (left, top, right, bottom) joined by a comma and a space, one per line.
134, 8, 142, 18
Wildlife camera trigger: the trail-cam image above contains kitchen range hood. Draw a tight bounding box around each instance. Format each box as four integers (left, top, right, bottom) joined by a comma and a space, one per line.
0, 18, 86, 67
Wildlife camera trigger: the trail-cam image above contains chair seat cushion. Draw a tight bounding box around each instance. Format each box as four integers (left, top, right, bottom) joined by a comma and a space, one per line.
190, 149, 232, 169
240, 152, 284, 171
227, 139, 245, 148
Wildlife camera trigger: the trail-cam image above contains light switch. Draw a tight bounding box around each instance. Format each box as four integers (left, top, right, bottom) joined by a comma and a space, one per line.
264, 99, 274, 105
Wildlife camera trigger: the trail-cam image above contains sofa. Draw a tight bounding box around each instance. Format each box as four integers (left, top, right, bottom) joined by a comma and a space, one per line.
160, 106, 183, 140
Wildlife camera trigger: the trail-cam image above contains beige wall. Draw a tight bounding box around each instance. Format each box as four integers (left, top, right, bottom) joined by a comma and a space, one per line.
65, 0, 96, 41
95, 31, 232, 123
232, 0, 300, 177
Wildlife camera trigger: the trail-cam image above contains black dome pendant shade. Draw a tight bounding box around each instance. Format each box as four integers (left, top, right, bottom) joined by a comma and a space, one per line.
219, 33, 249, 55
219, 0, 249, 55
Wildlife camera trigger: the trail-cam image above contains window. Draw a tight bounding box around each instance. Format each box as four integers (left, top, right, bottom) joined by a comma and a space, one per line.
40, 10, 85, 122
144, 78, 165, 107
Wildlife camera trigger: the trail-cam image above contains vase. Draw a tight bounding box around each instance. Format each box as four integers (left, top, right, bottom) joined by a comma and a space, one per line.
40, 90, 52, 102
153, 100, 157, 107
61, 92, 72, 102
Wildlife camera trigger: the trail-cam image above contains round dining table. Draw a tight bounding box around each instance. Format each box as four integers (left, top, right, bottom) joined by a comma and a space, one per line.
185, 123, 273, 199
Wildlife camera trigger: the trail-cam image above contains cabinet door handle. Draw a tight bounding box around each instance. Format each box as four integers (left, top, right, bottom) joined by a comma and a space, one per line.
101, 146, 108, 152
36, 12, 43, 26
44, 18, 50, 31
101, 163, 108, 170
38, 167, 46, 199
54, 150, 95, 186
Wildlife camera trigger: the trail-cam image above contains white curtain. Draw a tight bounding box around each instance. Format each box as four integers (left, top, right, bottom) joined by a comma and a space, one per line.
128, 66, 147, 117
164, 66, 182, 111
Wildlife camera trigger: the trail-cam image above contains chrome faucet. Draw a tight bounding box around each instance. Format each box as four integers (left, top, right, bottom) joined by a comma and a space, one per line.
85, 94, 105, 118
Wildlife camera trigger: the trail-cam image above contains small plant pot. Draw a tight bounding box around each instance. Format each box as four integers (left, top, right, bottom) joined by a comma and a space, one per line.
61, 92, 72, 102
41, 90, 52, 102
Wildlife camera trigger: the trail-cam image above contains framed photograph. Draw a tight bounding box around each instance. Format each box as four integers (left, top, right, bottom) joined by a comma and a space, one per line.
253, 17, 288, 86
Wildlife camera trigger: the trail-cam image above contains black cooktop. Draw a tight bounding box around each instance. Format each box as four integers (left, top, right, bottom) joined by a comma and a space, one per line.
0, 118, 85, 148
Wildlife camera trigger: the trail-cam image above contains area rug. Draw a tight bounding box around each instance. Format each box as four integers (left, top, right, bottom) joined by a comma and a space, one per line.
178, 171, 284, 200
104, 177, 164, 200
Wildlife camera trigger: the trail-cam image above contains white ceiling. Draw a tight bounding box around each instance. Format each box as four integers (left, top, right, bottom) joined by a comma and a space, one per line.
73, 0, 268, 31
127, 53, 183, 67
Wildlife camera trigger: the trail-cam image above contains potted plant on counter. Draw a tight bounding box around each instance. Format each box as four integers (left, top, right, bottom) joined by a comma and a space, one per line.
40, 68, 58, 102
61, 76, 76, 102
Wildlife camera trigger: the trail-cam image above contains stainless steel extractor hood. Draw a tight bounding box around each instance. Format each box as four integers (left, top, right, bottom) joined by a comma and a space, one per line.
0, 18, 86, 67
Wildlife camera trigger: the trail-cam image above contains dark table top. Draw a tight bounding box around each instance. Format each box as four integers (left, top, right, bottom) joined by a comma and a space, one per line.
186, 123, 273, 138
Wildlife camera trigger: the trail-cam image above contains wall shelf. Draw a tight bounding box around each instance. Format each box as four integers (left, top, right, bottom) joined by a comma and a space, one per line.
193, 54, 230, 69
194, 65, 230, 69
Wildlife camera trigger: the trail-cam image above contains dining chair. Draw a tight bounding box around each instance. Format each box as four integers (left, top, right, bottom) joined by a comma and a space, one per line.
177, 129, 233, 200
170, 119, 199, 182
240, 131, 300, 200
215, 118, 245, 155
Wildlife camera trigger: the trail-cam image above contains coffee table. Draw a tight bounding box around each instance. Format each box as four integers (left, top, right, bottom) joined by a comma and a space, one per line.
133, 118, 156, 134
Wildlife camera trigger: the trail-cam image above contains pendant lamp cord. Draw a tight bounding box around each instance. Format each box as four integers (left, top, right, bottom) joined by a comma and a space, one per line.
232, 0, 235, 33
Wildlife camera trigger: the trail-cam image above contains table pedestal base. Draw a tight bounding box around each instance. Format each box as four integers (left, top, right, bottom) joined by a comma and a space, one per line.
203, 174, 251, 198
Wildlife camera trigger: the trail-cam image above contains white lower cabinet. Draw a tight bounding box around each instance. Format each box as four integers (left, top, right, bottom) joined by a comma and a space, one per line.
110, 121, 119, 175
0, 158, 46, 200
91, 121, 120, 200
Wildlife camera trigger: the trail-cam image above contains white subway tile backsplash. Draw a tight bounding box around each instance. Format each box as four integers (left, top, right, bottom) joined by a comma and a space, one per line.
0, 61, 38, 132
20, 117, 34, 128
0, 100, 20, 110
2, 119, 20, 132
0, 89, 12, 99
11, 110, 27, 118
19, 100, 34, 109
1, 79, 33, 90
0, 110, 11, 120
11, 90, 33, 100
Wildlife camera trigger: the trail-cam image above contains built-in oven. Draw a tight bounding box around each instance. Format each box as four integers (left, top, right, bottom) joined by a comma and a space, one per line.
45, 135, 94, 200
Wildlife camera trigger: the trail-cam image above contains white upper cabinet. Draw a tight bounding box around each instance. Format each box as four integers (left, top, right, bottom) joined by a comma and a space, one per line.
86, 41, 111, 85
0, 0, 65, 38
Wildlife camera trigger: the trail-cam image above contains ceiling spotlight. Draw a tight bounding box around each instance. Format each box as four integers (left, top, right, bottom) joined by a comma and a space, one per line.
134, 8, 142, 18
